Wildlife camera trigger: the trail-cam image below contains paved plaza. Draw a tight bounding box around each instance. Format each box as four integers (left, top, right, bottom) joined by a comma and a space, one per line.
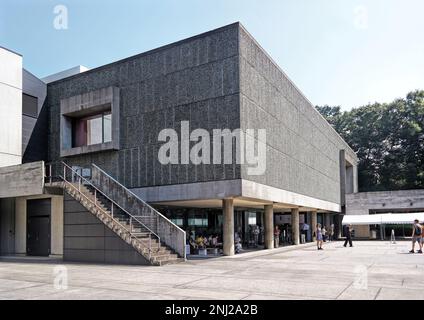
0, 241, 423, 300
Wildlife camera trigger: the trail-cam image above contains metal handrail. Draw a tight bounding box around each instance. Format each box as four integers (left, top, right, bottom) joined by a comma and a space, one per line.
46, 162, 162, 260
62, 178, 154, 259
91, 163, 186, 234
60, 161, 161, 242
91, 163, 186, 259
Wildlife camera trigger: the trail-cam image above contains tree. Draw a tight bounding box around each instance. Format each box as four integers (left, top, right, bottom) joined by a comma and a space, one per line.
316, 90, 424, 192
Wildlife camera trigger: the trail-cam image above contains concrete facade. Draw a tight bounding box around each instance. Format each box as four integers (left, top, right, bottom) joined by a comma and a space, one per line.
346, 189, 424, 238
0, 161, 45, 198
45, 23, 357, 212
42, 65, 89, 84
0, 47, 23, 167
22, 69, 48, 163
239, 27, 357, 206
346, 189, 424, 216
22, 70, 47, 152
0, 23, 360, 262
63, 193, 149, 265
47, 24, 240, 188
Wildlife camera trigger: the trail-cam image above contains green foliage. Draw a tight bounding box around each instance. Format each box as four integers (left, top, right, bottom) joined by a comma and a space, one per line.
317, 90, 424, 192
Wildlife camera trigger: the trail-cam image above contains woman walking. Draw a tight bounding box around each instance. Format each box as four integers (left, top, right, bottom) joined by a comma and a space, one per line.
316, 223, 323, 250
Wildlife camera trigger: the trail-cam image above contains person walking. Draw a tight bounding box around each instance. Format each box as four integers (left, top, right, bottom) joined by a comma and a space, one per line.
329, 224, 335, 242
316, 223, 323, 250
322, 226, 327, 242
409, 219, 423, 254
301, 222, 310, 242
343, 224, 353, 247
274, 226, 281, 248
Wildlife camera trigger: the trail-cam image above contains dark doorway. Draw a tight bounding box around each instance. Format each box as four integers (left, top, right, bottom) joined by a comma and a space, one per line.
27, 199, 51, 256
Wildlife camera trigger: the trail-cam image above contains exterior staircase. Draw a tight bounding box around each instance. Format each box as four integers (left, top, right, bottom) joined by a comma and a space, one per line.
46, 162, 186, 266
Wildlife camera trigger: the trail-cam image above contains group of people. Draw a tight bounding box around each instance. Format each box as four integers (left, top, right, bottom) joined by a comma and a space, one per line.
315, 223, 353, 250
188, 219, 424, 255
188, 233, 220, 251
315, 219, 424, 252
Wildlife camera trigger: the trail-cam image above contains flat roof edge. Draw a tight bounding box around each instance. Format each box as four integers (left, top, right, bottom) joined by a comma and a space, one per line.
46, 21, 241, 86
0, 45, 22, 57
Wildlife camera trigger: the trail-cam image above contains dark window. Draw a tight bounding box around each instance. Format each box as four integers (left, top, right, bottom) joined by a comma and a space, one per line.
72, 111, 112, 148
22, 93, 38, 117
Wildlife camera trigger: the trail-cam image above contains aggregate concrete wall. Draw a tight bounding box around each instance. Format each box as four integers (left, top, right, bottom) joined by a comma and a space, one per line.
0, 47, 22, 167
346, 189, 424, 216
63, 193, 149, 265
238, 25, 358, 205
47, 23, 241, 188
46, 22, 357, 208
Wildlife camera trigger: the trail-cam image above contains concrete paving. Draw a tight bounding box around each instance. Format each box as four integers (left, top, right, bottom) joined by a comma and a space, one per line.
0, 241, 423, 300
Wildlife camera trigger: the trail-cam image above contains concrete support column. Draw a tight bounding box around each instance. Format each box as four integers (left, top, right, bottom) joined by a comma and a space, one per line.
335, 214, 342, 239
223, 198, 234, 256
325, 213, 331, 229
311, 210, 317, 241
264, 204, 274, 249
291, 208, 300, 245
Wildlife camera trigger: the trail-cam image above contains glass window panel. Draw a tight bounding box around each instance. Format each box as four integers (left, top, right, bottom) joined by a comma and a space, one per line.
103, 113, 112, 142
71, 110, 112, 148
87, 116, 103, 145
72, 118, 87, 147
248, 212, 257, 225
188, 218, 208, 227
22, 94, 38, 117
171, 218, 184, 226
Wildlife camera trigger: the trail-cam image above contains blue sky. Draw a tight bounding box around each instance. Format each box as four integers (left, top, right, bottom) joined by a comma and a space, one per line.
1, 0, 423, 110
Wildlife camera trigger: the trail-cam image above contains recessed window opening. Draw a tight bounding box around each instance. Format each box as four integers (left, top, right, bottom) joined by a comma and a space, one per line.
72, 111, 112, 148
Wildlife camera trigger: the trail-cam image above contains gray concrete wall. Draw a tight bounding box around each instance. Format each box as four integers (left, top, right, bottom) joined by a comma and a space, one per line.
47, 23, 241, 188
0, 161, 44, 198
63, 193, 149, 264
22, 69, 47, 161
346, 189, 424, 216
42, 65, 89, 84
0, 47, 22, 167
46, 22, 357, 208
238, 25, 358, 206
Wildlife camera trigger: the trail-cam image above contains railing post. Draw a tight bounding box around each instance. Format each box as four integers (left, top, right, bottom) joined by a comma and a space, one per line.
111, 203, 114, 218
94, 189, 97, 206
78, 177, 81, 192
49, 164, 52, 184
63, 165, 66, 181
149, 234, 152, 260
129, 217, 132, 232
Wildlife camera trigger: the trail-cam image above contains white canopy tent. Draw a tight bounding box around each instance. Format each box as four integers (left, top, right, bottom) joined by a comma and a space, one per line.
342, 213, 424, 225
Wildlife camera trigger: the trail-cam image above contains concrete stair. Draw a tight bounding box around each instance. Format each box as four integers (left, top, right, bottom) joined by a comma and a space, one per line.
63, 182, 182, 266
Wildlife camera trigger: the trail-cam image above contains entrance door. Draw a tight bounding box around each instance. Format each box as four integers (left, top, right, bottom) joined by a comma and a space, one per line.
27, 199, 51, 256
